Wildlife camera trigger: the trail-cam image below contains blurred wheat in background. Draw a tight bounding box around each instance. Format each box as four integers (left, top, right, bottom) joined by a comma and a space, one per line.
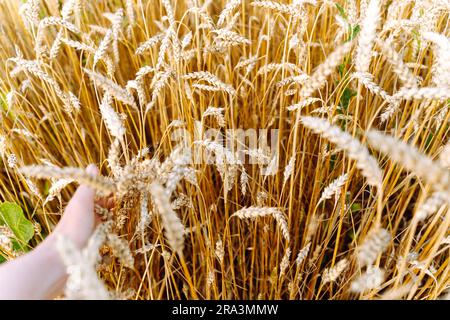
0, 0, 449, 299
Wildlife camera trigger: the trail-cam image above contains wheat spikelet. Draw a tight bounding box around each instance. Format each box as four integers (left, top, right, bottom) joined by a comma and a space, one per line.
20, 165, 117, 195
295, 242, 311, 266
147, 70, 173, 112
423, 32, 450, 87
440, 143, 450, 169
38, 16, 80, 33
357, 227, 391, 267
376, 39, 419, 88
224, 11, 240, 30
287, 98, 321, 111
0, 226, 14, 256
83, 68, 137, 108
20, 79, 32, 93
126, 79, 147, 107
50, 29, 64, 59
235, 55, 259, 73
202, 107, 226, 127
276, 74, 309, 87
161, 0, 176, 28
279, 248, 291, 277
110, 9, 124, 64
93, 29, 113, 67
434, 104, 448, 130
301, 116, 383, 188
135, 34, 164, 55
311, 105, 334, 115
106, 234, 134, 268
135, 65, 155, 80
149, 182, 185, 255
415, 192, 447, 222
352, 72, 394, 103
181, 31, 193, 49
35, 17, 80, 57
9, 57, 73, 112
283, 155, 296, 185
135, 243, 160, 255
321, 258, 348, 285
45, 178, 74, 204
67, 91, 81, 112
56, 223, 112, 299
392, 87, 450, 101
218, 0, 241, 26
171, 194, 192, 210
350, 266, 385, 293
184, 71, 236, 95
300, 41, 354, 98
106, 139, 123, 178
318, 173, 348, 204
366, 130, 450, 196
187, 6, 215, 30
99, 92, 126, 140
251, 1, 300, 17
7, 154, 17, 168
214, 29, 251, 46
138, 193, 152, 233
215, 238, 225, 264
19, 0, 40, 28
126, 0, 135, 26
232, 207, 290, 242
379, 100, 402, 123
240, 169, 249, 196
24, 178, 41, 199
354, 0, 380, 73
89, 24, 110, 35
155, 29, 172, 70
257, 62, 303, 76
284, 89, 298, 96
5, 90, 15, 111
62, 38, 95, 53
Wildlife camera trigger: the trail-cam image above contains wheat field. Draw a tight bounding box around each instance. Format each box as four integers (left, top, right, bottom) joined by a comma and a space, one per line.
0, 0, 449, 300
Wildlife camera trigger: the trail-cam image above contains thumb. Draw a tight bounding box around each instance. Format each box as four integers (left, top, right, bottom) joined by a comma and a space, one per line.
53, 164, 99, 248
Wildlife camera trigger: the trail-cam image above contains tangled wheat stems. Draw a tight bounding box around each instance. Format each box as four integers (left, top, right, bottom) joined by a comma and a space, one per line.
0, 0, 449, 299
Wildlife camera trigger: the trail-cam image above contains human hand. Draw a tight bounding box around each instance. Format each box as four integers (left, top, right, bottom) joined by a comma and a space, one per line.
0, 164, 104, 299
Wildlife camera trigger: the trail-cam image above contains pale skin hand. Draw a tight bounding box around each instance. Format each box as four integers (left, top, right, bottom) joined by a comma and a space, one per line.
0, 165, 100, 300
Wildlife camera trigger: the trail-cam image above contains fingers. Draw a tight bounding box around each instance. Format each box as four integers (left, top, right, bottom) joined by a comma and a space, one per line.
86, 164, 99, 176
64, 165, 98, 217
95, 196, 116, 211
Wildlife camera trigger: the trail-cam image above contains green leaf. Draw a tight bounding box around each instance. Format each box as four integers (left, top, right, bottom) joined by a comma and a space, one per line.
339, 87, 357, 111
0, 202, 34, 249
351, 203, 361, 213
0, 92, 6, 112
347, 24, 360, 42
335, 3, 347, 20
